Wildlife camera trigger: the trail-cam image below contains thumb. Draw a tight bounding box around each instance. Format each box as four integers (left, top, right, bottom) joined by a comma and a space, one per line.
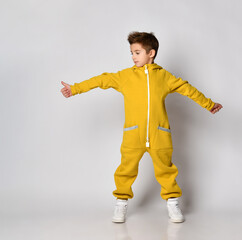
61, 81, 70, 87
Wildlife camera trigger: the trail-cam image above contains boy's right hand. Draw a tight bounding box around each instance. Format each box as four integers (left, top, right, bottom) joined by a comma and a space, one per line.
60, 81, 73, 98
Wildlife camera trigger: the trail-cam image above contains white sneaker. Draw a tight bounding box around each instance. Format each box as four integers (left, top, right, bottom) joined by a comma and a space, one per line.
112, 199, 128, 223
166, 198, 185, 223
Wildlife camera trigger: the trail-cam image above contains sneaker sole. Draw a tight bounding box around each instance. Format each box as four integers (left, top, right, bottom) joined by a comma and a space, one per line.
170, 218, 185, 223
112, 218, 126, 223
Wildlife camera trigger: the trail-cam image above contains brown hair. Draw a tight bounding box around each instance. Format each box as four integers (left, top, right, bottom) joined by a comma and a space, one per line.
127, 31, 159, 59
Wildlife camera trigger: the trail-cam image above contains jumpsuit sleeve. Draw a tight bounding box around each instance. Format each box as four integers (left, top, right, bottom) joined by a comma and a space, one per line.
70, 70, 122, 96
166, 71, 215, 111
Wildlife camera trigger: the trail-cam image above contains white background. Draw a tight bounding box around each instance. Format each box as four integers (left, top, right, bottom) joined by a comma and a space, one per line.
0, 0, 241, 219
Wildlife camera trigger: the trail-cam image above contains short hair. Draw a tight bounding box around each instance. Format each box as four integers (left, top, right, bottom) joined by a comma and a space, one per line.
127, 31, 159, 59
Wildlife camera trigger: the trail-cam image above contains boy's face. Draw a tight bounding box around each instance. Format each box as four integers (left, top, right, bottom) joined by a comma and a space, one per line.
130, 43, 155, 67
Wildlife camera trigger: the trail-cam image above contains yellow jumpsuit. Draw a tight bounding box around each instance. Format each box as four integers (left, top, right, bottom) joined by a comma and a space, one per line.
70, 63, 215, 200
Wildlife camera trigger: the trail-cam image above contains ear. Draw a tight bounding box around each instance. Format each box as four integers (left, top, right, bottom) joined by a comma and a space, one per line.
149, 49, 156, 58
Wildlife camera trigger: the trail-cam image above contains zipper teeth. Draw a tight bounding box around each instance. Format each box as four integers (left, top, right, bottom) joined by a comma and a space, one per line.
145, 65, 150, 147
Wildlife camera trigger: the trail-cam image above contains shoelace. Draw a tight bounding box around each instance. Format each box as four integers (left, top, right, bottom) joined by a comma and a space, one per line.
116, 204, 127, 214
172, 203, 182, 215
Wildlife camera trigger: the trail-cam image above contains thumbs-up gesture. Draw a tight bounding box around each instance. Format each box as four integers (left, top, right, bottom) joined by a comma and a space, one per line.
60, 81, 73, 98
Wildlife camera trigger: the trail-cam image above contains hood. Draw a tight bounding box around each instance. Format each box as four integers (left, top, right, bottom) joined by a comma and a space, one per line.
131, 63, 163, 71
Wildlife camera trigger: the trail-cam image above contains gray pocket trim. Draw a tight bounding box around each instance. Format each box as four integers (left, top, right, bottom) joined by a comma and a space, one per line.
158, 126, 171, 133
124, 125, 138, 131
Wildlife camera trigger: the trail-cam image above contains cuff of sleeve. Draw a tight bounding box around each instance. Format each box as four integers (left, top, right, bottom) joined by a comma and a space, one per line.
206, 100, 215, 111
70, 85, 77, 96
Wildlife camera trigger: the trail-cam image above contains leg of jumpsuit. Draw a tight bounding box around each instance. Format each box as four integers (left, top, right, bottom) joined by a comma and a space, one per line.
147, 147, 182, 200
112, 144, 146, 200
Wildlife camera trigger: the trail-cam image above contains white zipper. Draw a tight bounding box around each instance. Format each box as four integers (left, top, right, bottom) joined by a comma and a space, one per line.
145, 65, 150, 147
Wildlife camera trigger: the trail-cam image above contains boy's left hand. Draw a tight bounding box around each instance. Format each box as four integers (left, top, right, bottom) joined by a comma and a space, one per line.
210, 103, 223, 114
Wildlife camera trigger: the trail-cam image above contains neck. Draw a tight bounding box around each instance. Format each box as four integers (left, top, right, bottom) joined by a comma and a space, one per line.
149, 59, 154, 64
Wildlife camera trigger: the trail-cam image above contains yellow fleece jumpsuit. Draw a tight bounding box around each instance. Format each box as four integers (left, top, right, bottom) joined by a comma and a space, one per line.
70, 63, 215, 201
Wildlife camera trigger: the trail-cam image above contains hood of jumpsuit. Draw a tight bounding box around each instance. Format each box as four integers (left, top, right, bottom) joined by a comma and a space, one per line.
70, 62, 215, 150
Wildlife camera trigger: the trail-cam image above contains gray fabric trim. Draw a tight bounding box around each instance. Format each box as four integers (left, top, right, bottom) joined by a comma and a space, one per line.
124, 125, 138, 131
158, 126, 171, 133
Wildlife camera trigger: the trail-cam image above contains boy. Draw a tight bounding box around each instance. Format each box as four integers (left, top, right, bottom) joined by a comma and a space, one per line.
60, 31, 223, 223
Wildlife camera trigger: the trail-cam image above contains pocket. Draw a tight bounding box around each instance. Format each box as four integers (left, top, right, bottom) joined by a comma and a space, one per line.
122, 125, 142, 148
152, 125, 173, 149
157, 126, 171, 133
124, 125, 138, 131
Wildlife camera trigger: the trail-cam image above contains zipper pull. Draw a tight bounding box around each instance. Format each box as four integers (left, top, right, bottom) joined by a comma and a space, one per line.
146, 141, 150, 147
145, 65, 148, 74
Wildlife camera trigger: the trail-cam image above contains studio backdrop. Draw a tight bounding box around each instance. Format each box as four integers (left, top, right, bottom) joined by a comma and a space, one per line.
0, 0, 241, 217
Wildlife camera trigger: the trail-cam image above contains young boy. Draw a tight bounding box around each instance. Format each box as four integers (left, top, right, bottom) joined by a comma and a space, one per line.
60, 31, 223, 223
